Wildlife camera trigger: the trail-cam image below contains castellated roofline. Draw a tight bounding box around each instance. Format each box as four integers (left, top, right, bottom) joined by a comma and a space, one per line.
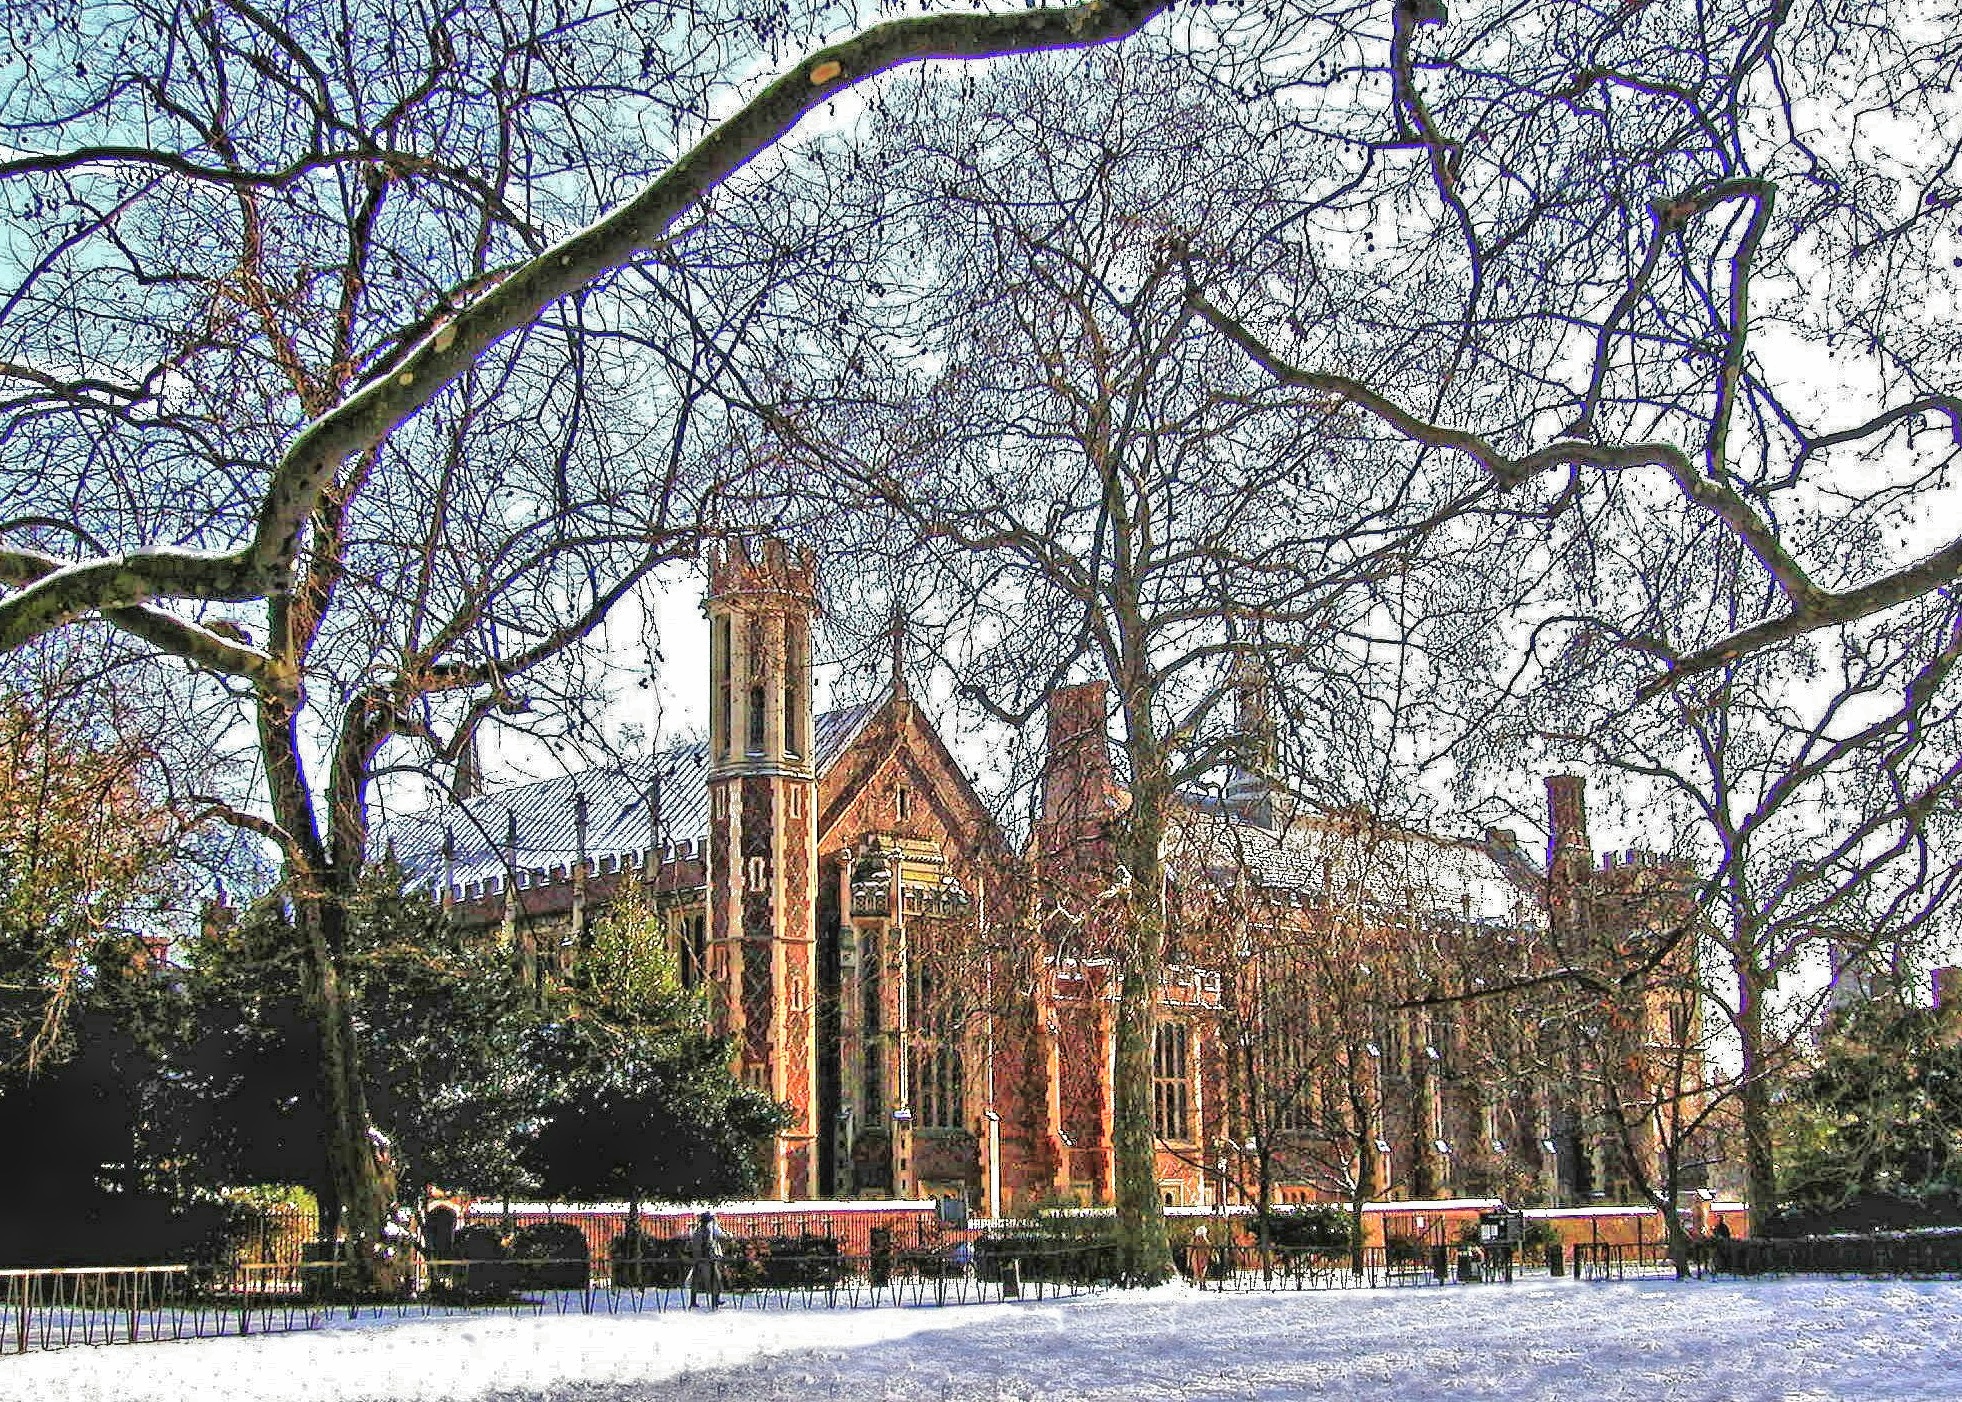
707, 536, 819, 608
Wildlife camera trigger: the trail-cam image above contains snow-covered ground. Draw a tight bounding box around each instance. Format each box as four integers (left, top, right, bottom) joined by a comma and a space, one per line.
7, 1276, 1960, 1402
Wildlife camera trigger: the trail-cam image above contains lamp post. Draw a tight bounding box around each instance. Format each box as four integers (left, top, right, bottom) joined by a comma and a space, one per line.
891, 846, 912, 1198
984, 1109, 1002, 1222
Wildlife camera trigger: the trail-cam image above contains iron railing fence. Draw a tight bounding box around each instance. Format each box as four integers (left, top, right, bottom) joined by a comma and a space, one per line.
1189, 1245, 1435, 1291
1711, 1232, 1962, 1280
0, 1265, 325, 1355
1568, 1241, 1702, 1281
462, 1206, 976, 1269
0, 1247, 1108, 1356
225, 1205, 319, 1270
1188, 1239, 1718, 1289
1184, 1243, 1541, 1291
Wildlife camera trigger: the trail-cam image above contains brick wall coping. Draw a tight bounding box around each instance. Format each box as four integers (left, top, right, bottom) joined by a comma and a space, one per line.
476, 1199, 944, 1217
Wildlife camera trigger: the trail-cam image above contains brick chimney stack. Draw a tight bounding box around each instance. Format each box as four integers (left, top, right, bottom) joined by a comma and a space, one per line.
1040, 681, 1115, 872
1545, 773, 1593, 876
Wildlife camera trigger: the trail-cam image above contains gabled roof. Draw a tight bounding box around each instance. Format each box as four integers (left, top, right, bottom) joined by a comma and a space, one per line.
379, 697, 885, 893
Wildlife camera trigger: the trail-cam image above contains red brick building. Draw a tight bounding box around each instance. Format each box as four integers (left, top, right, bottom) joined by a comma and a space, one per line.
386, 540, 1705, 1215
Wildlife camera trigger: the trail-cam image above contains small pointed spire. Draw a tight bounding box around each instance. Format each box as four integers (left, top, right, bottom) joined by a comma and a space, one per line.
890, 607, 910, 703
450, 726, 482, 802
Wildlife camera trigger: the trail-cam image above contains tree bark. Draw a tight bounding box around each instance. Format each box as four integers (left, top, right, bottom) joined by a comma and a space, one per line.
1109, 775, 1173, 1283
1350, 1098, 1375, 1276
1255, 1147, 1275, 1284
295, 890, 395, 1285
257, 687, 394, 1288
1736, 960, 1778, 1229
1110, 929, 1173, 1283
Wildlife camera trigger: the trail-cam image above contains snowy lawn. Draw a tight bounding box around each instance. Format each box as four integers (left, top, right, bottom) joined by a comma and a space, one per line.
6, 1275, 1960, 1402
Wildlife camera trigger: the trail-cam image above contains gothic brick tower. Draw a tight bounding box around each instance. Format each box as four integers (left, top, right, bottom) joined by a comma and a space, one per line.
706, 538, 820, 1199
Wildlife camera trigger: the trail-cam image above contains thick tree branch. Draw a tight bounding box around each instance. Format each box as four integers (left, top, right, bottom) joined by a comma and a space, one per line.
0, 543, 281, 682
1646, 553, 1962, 696
0, 0, 1174, 658
1193, 291, 1962, 694
0, 145, 431, 189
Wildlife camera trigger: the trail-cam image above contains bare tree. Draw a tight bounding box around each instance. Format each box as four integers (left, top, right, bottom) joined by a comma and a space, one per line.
1177, 838, 1393, 1275
0, 0, 1188, 652
1151, 0, 1962, 1234
0, 0, 1196, 1278
1573, 921, 1734, 1279
1181, 806, 1608, 1270
1189, 0, 1962, 689
1470, 432, 1962, 1227
746, 48, 1536, 1278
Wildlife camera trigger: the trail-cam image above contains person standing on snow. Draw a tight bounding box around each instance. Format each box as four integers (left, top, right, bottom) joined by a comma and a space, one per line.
689, 1210, 729, 1308
1188, 1223, 1213, 1289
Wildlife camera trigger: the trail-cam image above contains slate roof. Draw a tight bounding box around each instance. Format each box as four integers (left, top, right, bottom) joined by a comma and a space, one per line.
379, 696, 883, 893
812, 696, 882, 772
1176, 807, 1542, 929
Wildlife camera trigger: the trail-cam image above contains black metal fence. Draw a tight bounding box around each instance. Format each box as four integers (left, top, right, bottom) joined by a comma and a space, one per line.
1569, 1241, 1699, 1280
1186, 1244, 1451, 1291
1711, 1232, 1962, 1280
227, 1203, 319, 1270
1182, 1237, 1716, 1290
46, 1222, 1962, 1360
0, 1265, 326, 1354
0, 1246, 1108, 1357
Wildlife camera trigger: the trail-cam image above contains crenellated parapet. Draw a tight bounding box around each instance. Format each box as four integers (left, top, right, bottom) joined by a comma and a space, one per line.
432, 840, 708, 909
706, 536, 819, 609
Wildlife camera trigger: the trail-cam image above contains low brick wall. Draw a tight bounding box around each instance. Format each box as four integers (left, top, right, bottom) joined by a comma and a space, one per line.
455, 1200, 968, 1267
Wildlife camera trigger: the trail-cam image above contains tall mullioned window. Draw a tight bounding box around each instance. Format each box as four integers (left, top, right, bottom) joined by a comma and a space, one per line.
861, 929, 884, 1118
1269, 1026, 1317, 1135
913, 1039, 965, 1130
908, 956, 966, 1130
714, 617, 731, 755
1153, 1022, 1192, 1141
784, 620, 805, 760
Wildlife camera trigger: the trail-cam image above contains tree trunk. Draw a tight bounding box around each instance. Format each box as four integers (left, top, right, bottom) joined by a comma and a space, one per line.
1111, 954, 1172, 1282
295, 886, 396, 1287
1349, 1069, 1375, 1275
1256, 1149, 1274, 1284
259, 688, 395, 1289
1647, 1131, 1690, 1280
1108, 791, 1173, 1284
1735, 961, 1778, 1229
1349, 1170, 1369, 1277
